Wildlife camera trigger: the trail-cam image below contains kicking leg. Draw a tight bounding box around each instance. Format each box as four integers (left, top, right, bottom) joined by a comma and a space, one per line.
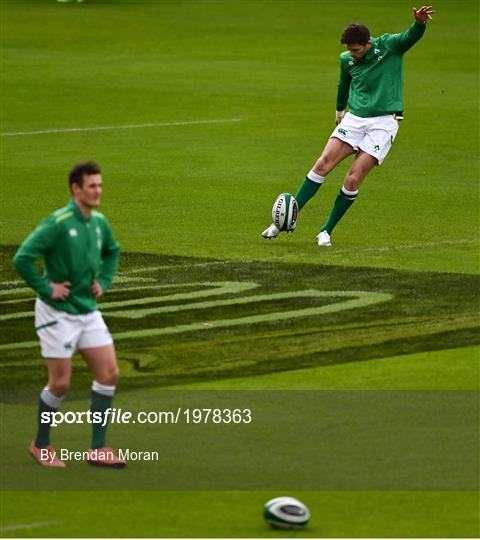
262, 138, 353, 239
295, 137, 354, 209
318, 150, 377, 246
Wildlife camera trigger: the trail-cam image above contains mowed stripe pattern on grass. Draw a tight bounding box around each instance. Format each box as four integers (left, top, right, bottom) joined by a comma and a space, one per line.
1, 249, 478, 400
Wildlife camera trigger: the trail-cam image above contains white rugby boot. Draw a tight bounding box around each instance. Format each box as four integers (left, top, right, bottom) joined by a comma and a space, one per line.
316, 230, 332, 247
261, 223, 280, 239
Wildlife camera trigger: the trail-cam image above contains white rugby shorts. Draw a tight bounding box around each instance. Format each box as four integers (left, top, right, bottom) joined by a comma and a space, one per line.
331, 112, 399, 165
35, 299, 113, 358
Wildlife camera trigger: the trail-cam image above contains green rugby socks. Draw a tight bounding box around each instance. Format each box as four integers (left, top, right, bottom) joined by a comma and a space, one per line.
35, 381, 116, 450
321, 186, 358, 234
295, 170, 325, 210
35, 386, 64, 448
90, 380, 115, 449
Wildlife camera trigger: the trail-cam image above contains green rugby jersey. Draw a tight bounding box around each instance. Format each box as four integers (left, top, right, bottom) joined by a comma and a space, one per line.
13, 199, 120, 314
336, 22, 426, 117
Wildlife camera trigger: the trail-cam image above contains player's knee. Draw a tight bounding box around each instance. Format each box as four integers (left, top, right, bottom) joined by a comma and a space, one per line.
49, 379, 70, 396
313, 156, 330, 176
98, 365, 119, 385
344, 172, 361, 191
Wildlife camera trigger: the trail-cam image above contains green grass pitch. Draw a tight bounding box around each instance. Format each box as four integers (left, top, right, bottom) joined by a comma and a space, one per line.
1, 0, 479, 537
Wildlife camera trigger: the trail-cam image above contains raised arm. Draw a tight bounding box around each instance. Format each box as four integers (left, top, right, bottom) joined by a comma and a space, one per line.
387, 6, 435, 53
413, 5, 435, 24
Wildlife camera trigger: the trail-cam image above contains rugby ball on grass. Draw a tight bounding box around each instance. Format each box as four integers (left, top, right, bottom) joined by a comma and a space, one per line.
263, 496, 310, 529
272, 193, 298, 232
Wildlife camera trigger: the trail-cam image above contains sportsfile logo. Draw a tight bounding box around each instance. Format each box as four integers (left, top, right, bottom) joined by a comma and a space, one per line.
41, 407, 253, 427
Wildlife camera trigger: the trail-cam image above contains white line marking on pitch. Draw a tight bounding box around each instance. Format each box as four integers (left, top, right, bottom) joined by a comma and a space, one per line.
0, 118, 243, 137
327, 237, 479, 255
1, 521, 57, 531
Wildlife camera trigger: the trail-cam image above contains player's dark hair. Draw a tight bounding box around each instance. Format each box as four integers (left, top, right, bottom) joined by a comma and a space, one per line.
69, 161, 101, 192
340, 24, 371, 45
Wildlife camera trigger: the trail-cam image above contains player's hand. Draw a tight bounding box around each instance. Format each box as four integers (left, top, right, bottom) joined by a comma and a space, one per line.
335, 110, 345, 125
91, 280, 104, 298
50, 281, 71, 300
413, 6, 435, 24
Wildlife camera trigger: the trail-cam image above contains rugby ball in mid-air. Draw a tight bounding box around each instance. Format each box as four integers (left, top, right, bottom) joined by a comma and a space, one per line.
263, 496, 310, 529
272, 193, 298, 232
